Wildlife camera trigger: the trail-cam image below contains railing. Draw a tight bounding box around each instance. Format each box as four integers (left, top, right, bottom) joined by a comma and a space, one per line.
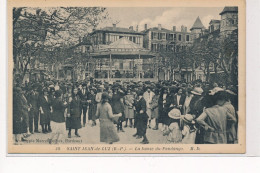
94, 78, 158, 82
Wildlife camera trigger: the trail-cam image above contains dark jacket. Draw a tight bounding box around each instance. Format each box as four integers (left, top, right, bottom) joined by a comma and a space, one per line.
27, 90, 39, 110
38, 95, 51, 115
135, 97, 148, 119
13, 92, 28, 134
78, 89, 88, 107
38, 95, 52, 124
51, 98, 67, 123
111, 93, 125, 114
69, 95, 81, 118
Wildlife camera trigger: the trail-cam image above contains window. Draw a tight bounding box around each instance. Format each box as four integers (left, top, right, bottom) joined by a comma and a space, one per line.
129, 36, 132, 41
174, 34, 177, 41
133, 37, 136, 43
119, 36, 123, 39
186, 35, 190, 41
178, 35, 182, 41
151, 43, 157, 51
120, 62, 124, 69
152, 32, 158, 39
168, 34, 173, 40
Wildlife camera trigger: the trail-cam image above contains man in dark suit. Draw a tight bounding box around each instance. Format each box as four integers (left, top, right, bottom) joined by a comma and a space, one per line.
78, 83, 88, 127
38, 88, 52, 133
172, 88, 185, 114
133, 91, 149, 144
27, 85, 40, 133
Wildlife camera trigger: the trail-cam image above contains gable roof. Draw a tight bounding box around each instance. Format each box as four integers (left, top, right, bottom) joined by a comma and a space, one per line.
190, 16, 205, 30
219, 6, 238, 15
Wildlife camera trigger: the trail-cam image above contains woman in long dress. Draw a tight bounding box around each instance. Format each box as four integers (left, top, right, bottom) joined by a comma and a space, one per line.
96, 93, 121, 144
150, 89, 160, 130
67, 88, 82, 138
124, 89, 135, 128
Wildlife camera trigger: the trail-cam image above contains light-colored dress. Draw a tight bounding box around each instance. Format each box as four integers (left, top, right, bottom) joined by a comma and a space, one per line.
124, 94, 135, 119
166, 122, 182, 143
196, 105, 236, 144
96, 102, 119, 143
223, 102, 237, 143
182, 125, 196, 144
150, 95, 159, 119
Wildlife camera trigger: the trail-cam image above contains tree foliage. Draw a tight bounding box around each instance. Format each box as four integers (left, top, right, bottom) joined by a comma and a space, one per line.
13, 7, 108, 80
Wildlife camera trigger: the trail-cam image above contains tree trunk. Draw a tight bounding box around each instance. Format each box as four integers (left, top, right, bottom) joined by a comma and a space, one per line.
205, 62, 210, 82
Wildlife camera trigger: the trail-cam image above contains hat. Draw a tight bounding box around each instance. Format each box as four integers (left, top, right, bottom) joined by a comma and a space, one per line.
209, 87, 224, 95
191, 87, 203, 95
168, 108, 181, 119
136, 90, 144, 96
225, 89, 237, 95
55, 90, 63, 97
101, 92, 110, 101
181, 114, 195, 124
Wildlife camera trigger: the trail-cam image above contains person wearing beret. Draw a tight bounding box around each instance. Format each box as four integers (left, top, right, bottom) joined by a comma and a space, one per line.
133, 91, 149, 144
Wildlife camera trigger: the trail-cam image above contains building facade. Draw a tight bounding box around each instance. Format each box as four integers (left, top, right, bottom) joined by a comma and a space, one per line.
90, 24, 144, 48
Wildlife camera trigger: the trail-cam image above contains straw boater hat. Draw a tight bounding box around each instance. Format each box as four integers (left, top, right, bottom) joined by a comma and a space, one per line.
191, 87, 203, 95
168, 108, 181, 119
181, 114, 195, 124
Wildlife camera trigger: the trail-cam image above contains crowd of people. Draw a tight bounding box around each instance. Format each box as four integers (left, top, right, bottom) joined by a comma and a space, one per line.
13, 78, 238, 145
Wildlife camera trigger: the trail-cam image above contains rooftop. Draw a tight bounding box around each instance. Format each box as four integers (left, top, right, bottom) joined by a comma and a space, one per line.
219, 6, 238, 15
190, 16, 205, 30
209, 20, 221, 24
91, 26, 144, 35
141, 27, 190, 33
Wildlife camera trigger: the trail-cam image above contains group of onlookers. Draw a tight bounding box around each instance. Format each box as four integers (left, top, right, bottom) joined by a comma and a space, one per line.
13, 79, 238, 145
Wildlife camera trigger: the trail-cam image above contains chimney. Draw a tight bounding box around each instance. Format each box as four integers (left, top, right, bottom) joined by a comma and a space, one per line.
113, 24, 116, 28
185, 27, 187, 32
172, 26, 176, 32
181, 25, 185, 32
136, 25, 139, 31
144, 24, 147, 30
129, 26, 133, 30
158, 24, 162, 30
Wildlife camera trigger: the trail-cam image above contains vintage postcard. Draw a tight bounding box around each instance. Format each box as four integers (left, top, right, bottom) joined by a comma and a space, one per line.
8, 0, 246, 154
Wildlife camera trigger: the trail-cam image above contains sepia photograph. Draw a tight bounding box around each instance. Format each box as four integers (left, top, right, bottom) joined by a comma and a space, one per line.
8, 0, 246, 154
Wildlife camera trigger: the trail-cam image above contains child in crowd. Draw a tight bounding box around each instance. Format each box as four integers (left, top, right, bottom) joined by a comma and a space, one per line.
163, 108, 182, 144
181, 114, 197, 144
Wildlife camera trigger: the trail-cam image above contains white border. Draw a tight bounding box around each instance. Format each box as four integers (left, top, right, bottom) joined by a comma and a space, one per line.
1, 0, 260, 172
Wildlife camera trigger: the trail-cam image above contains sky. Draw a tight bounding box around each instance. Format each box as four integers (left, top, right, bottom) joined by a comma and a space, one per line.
99, 7, 224, 31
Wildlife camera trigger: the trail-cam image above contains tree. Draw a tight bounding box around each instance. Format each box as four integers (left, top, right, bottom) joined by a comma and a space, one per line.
13, 7, 108, 81
219, 29, 238, 85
